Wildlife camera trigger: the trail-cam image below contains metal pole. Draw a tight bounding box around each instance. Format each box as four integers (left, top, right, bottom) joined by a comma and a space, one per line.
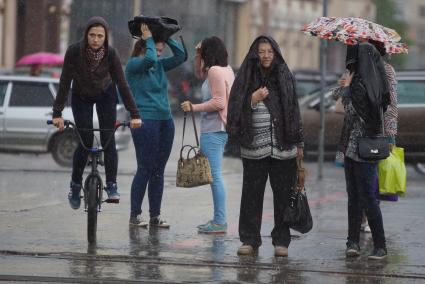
133, 0, 141, 16
317, 0, 328, 180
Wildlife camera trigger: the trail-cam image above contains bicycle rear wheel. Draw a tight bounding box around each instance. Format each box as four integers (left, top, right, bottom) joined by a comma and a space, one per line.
85, 175, 101, 244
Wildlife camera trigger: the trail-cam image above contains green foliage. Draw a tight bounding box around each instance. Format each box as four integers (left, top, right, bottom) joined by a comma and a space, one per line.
373, 0, 411, 68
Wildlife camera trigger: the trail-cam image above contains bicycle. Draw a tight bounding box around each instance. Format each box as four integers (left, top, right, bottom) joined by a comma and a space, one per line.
47, 119, 129, 244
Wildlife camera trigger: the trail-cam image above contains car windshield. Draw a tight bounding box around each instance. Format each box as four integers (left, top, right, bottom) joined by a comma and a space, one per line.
397, 80, 425, 104
299, 85, 336, 108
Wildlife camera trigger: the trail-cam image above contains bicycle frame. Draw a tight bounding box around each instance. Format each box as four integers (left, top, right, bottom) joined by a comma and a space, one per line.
47, 119, 129, 243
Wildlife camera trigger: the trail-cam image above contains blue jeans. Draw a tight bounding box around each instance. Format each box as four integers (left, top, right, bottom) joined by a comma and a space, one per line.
344, 157, 386, 249
200, 132, 228, 225
130, 119, 174, 218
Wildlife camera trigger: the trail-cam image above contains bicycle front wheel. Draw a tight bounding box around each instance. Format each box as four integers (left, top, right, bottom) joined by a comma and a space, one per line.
85, 175, 101, 244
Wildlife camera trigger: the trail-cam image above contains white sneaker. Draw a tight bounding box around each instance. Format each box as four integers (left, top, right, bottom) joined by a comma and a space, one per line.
129, 215, 148, 227
150, 216, 170, 228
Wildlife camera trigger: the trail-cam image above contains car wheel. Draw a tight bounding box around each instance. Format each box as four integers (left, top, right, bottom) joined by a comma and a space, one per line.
414, 162, 425, 175
51, 131, 78, 167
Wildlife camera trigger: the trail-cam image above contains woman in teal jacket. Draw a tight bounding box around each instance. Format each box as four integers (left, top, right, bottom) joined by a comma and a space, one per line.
125, 24, 185, 228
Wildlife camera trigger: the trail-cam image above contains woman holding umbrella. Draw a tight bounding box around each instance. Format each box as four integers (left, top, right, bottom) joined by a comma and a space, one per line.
334, 43, 390, 260
302, 16, 406, 260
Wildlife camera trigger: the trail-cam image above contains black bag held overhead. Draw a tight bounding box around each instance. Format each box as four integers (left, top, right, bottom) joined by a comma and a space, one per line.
358, 109, 389, 161
283, 160, 313, 234
128, 15, 181, 41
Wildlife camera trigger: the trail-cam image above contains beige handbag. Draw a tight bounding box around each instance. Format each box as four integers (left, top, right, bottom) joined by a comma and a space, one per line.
176, 109, 212, 188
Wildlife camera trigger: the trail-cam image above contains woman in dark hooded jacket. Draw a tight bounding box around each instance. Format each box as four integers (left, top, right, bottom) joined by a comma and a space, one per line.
227, 35, 304, 257
52, 17, 142, 210
334, 42, 390, 260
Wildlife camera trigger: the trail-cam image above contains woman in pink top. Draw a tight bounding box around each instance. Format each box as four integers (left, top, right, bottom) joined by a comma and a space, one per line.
181, 36, 235, 234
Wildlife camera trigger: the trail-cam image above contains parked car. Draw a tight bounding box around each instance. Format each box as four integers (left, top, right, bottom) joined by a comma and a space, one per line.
0, 75, 132, 167
300, 70, 425, 173
293, 70, 339, 98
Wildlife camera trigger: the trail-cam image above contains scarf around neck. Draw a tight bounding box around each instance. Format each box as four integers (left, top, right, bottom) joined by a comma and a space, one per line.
86, 46, 106, 72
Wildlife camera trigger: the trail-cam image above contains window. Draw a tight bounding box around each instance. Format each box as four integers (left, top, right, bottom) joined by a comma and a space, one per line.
0, 82, 8, 106
9, 82, 54, 107
397, 81, 425, 104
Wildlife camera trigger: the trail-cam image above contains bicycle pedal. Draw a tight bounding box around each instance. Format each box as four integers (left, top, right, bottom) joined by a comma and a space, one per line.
105, 199, 120, 204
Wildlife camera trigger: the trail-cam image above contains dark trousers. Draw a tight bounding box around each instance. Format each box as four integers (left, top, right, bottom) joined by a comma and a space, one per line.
344, 157, 386, 249
130, 119, 175, 218
71, 93, 117, 185
239, 157, 297, 248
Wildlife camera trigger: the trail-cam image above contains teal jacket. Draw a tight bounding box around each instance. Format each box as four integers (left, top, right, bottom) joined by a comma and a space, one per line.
125, 37, 185, 120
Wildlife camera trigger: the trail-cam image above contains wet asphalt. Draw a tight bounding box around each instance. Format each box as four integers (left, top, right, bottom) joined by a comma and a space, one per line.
0, 115, 424, 283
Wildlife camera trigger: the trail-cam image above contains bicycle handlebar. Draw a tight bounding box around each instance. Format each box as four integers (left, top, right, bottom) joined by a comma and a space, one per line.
47, 119, 131, 152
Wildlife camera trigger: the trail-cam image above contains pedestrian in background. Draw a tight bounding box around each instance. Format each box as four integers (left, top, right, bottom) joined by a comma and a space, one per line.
181, 36, 235, 234
333, 40, 398, 234
52, 17, 142, 209
125, 24, 186, 228
226, 35, 304, 257
361, 40, 399, 232
335, 42, 390, 260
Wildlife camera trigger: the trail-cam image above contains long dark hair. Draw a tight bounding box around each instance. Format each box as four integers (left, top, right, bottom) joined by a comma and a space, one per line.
131, 39, 147, 57
130, 37, 163, 57
200, 36, 228, 68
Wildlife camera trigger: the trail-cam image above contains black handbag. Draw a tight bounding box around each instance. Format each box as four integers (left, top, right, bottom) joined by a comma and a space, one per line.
358, 136, 389, 160
283, 160, 313, 234
357, 109, 389, 161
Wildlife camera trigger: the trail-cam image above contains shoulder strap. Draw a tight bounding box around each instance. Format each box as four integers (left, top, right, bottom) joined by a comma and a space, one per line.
181, 107, 199, 149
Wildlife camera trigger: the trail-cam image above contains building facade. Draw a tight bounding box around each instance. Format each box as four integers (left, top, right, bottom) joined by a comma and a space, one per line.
1, 0, 421, 72
394, 0, 425, 69
234, 0, 375, 72
0, 0, 16, 70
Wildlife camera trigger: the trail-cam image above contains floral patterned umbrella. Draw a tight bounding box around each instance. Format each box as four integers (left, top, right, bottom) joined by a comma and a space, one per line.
301, 17, 408, 54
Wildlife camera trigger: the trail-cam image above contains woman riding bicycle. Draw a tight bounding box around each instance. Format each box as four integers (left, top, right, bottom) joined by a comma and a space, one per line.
52, 17, 142, 209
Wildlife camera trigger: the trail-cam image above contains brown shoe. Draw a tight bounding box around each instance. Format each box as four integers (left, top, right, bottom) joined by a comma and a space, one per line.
237, 244, 255, 255
274, 246, 288, 257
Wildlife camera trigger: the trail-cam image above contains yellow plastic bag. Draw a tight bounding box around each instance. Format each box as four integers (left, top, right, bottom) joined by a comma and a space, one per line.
378, 147, 406, 197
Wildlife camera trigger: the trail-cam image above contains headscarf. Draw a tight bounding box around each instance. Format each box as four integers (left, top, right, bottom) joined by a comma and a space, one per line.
345, 44, 358, 73
227, 35, 302, 146
346, 43, 390, 135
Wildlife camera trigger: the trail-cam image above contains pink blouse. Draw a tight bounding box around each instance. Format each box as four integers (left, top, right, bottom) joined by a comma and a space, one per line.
191, 60, 235, 126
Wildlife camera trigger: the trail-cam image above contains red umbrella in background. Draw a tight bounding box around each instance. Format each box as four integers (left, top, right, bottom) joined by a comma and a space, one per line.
16, 52, 64, 66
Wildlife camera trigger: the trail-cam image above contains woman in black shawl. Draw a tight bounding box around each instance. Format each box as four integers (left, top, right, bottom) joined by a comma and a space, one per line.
336, 42, 390, 260
227, 36, 303, 257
